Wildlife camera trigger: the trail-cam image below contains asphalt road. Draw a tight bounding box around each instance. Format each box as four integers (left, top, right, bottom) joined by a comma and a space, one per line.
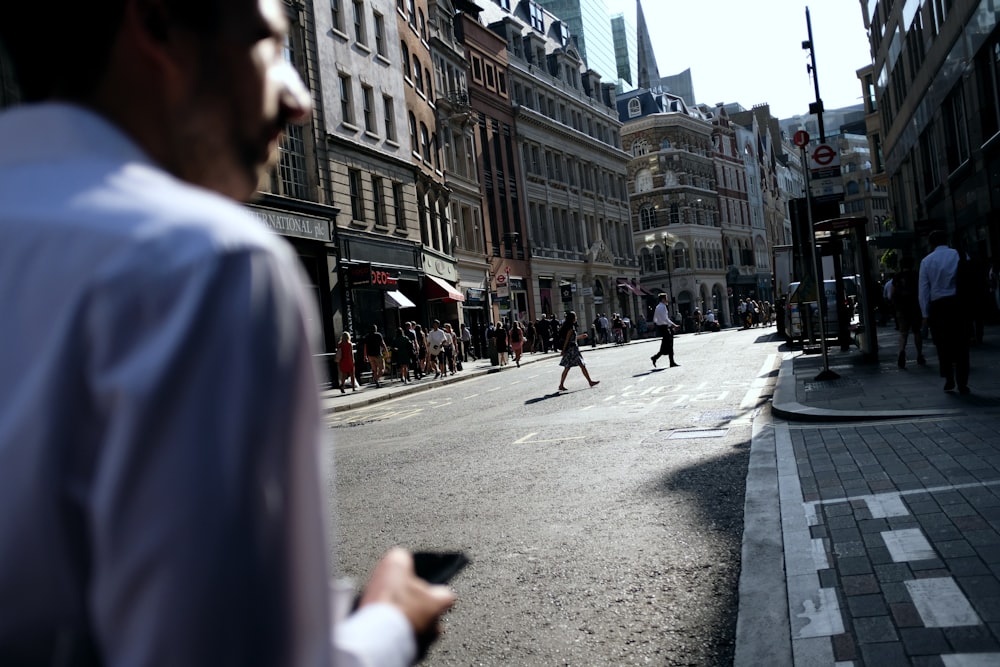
327, 327, 783, 666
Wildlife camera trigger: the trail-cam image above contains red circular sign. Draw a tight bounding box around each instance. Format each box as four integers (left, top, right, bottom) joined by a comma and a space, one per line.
496, 274, 506, 285
812, 144, 836, 166
793, 130, 810, 148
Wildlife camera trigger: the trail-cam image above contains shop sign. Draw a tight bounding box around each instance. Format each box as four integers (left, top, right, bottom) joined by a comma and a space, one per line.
465, 288, 485, 304
249, 206, 332, 242
347, 263, 398, 290
508, 277, 525, 290
560, 284, 573, 302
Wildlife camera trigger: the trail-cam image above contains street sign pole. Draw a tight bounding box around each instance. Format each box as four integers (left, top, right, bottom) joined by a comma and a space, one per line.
801, 144, 838, 381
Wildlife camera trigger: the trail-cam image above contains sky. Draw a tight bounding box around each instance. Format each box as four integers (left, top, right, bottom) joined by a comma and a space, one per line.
605, 0, 873, 120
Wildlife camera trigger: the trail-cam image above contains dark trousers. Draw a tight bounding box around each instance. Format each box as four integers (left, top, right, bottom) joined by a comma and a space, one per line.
653, 325, 674, 359
929, 296, 970, 387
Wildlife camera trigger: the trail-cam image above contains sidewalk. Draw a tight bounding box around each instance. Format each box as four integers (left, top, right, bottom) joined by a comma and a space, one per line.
739, 325, 1000, 666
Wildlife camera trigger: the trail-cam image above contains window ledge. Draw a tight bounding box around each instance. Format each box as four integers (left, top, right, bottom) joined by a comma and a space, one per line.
341, 121, 360, 133
364, 130, 380, 141
331, 28, 349, 42
385, 139, 400, 148
375, 54, 391, 66
354, 42, 371, 55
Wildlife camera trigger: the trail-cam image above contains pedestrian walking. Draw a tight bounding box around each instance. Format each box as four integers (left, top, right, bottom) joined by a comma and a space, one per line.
426, 320, 447, 378
460, 323, 473, 361
889, 257, 926, 368
494, 322, 510, 367
392, 326, 415, 383
919, 230, 973, 393
363, 324, 389, 388
510, 321, 525, 367
557, 311, 599, 391
0, 1, 454, 663
650, 294, 680, 367
336, 331, 358, 392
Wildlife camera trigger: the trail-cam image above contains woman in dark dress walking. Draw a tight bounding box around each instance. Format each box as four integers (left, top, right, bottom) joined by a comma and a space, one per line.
557, 311, 599, 391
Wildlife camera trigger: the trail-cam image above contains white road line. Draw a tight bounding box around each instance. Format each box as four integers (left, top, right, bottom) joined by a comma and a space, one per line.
906, 578, 981, 627
865, 493, 909, 518
485, 386, 502, 393
811, 538, 829, 570
802, 479, 1000, 516
882, 528, 936, 562
794, 588, 844, 638
462, 393, 479, 400
513, 433, 537, 444
942, 654, 1000, 667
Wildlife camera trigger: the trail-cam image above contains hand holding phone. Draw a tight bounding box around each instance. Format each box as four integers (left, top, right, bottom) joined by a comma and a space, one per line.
412, 551, 469, 584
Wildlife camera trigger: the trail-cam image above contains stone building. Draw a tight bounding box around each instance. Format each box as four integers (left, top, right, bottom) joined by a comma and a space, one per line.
619, 89, 729, 327
478, 0, 636, 326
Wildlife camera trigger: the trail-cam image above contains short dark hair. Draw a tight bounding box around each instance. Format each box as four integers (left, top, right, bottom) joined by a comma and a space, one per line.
928, 230, 948, 248
0, 0, 222, 101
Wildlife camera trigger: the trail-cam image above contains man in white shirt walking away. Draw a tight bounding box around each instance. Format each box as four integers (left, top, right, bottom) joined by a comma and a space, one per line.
919, 230, 972, 393
650, 293, 681, 367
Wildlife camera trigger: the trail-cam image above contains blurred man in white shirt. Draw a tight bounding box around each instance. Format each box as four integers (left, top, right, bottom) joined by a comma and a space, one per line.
919, 230, 971, 393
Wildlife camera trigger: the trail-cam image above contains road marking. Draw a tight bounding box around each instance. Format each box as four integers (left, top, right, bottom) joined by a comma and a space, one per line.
942, 654, 1000, 667
513, 432, 586, 444
794, 588, 844, 638
906, 578, 981, 627
485, 386, 502, 393
462, 393, 479, 399
882, 528, 936, 562
865, 493, 909, 518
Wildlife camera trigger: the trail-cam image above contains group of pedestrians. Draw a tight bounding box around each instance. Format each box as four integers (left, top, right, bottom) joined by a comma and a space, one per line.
738, 298, 773, 328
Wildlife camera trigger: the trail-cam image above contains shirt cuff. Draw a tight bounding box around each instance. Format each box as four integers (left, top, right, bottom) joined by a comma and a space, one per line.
334, 603, 416, 667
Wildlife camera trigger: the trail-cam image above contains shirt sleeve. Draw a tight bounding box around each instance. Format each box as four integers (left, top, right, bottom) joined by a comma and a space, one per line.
333, 604, 416, 667
84, 245, 333, 666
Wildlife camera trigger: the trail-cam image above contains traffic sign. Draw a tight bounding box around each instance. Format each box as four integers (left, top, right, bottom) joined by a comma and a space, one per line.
809, 143, 839, 170
793, 130, 810, 147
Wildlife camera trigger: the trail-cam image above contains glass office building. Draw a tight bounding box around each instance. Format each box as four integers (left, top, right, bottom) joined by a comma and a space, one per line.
534, 0, 619, 86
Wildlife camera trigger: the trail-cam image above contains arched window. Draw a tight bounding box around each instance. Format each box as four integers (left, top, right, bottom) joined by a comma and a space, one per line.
628, 98, 641, 118
418, 9, 426, 39
639, 206, 655, 230
401, 42, 411, 80
635, 168, 653, 193
654, 246, 666, 271
408, 111, 418, 153
640, 247, 655, 274
846, 180, 860, 195
420, 122, 431, 162
631, 139, 650, 156
413, 56, 423, 92
673, 244, 688, 269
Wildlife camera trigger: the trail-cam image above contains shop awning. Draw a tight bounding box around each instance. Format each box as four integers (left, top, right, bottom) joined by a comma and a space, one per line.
637, 286, 657, 296
425, 275, 465, 302
616, 278, 642, 296
384, 290, 416, 309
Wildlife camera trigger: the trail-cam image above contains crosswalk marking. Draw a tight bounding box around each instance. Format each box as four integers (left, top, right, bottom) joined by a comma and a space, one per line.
906, 578, 981, 627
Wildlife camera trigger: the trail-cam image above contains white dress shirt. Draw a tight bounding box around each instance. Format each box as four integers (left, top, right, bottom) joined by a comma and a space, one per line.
653, 302, 678, 328
0, 103, 414, 666
918, 245, 960, 317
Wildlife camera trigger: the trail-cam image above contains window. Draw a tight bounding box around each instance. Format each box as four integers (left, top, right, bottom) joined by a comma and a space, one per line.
383, 95, 396, 141
331, 0, 343, 32
277, 124, 308, 199
673, 244, 687, 269
408, 111, 418, 153
352, 0, 366, 45
669, 203, 679, 225
943, 84, 969, 172
361, 85, 375, 132
338, 74, 354, 125
639, 206, 655, 230
393, 182, 407, 229
628, 98, 641, 118
635, 168, 653, 193
372, 176, 387, 227
420, 122, 431, 163
413, 56, 423, 93
654, 247, 666, 271
373, 11, 386, 56
407, 0, 415, 24
348, 169, 365, 221
401, 42, 410, 80
528, 2, 544, 31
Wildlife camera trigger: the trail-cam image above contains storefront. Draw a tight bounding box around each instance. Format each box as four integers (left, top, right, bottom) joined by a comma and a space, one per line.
247, 200, 337, 355
338, 230, 422, 341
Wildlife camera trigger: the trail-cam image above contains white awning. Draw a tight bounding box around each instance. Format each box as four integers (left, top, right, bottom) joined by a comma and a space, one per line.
384, 290, 416, 309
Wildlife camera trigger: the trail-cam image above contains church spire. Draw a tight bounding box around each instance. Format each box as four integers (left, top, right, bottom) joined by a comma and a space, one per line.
636, 0, 660, 90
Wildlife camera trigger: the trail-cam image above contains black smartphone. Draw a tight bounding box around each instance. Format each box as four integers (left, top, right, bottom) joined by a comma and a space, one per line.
412, 551, 469, 584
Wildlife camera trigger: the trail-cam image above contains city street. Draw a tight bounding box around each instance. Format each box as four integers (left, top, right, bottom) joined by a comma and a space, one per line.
327, 328, 782, 666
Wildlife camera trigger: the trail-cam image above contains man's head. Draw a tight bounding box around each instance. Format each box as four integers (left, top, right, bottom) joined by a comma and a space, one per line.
432, 320, 440, 329
0, 0, 311, 201
658, 294, 668, 304
929, 230, 949, 248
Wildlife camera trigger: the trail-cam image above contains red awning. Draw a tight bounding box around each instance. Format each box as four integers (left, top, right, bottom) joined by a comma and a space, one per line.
616, 278, 642, 296
425, 275, 465, 302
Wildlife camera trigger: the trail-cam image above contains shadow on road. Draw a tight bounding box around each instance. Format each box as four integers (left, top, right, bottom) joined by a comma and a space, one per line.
647, 443, 751, 666
524, 392, 567, 404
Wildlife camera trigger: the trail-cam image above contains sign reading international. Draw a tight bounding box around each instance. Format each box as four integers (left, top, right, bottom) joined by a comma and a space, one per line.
249, 206, 332, 242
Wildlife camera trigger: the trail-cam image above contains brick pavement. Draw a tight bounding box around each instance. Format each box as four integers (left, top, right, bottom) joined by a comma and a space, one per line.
738, 325, 1000, 667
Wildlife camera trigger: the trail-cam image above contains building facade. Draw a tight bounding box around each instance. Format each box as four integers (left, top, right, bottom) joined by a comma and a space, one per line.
480, 0, 637, 326
861, 0, 999, 266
